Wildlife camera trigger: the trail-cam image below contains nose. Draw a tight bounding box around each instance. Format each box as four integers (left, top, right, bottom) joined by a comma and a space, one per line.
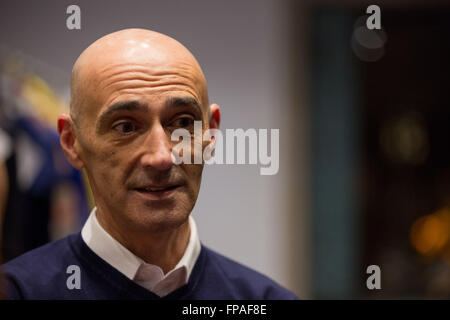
140, 123, 174, 171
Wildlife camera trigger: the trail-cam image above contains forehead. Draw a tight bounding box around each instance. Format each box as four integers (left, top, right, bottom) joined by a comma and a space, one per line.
103, 63, 201, 104
76, 40, 207, 122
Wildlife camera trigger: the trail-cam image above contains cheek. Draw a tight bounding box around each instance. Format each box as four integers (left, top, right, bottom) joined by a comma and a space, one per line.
83, 141, 124, 189
182, 164, 204, 193
98, 152, 120, 180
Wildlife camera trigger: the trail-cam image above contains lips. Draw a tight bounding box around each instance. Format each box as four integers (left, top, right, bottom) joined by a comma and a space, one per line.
135, 185, 179, 192
133, 184, 180, 200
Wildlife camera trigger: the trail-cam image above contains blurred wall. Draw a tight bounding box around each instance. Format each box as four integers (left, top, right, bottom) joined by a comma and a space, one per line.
0, 0, 310, 297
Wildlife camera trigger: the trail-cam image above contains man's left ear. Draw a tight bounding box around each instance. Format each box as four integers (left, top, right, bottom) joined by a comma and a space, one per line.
208, 103, 221, 130
57, 114, 85, 170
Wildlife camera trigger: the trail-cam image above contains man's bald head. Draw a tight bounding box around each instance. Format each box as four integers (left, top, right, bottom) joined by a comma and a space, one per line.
70, 28, 209, 127
59, 28, 221, 248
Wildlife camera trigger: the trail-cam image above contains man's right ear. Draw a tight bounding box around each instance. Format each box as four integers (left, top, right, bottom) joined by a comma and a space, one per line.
58, 114, 85, 170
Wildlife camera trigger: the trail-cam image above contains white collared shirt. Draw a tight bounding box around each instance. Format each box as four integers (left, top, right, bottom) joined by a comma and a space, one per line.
81, 207, 201, 297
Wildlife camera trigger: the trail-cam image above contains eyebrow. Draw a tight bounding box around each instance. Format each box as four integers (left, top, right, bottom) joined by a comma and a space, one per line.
164, 96, 203, 115
96, 100, 149, 133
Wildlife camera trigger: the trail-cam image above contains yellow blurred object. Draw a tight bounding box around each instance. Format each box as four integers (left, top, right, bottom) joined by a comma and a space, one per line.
410, 208, 450, 256
82, 170, 95, 211
21, 75, 68, 128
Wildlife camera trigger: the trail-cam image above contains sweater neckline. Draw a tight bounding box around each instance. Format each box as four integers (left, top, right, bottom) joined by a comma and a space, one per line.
68, 232, 206, 300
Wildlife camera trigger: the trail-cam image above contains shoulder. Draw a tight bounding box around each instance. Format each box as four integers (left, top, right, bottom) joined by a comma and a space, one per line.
1, 233, 80, 299
201, 245, 298, 300
2, 233, 78, 274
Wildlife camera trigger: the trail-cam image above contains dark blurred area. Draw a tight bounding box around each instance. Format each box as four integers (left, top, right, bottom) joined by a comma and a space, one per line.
361, 10, 450, 298
306, 3, 450, 298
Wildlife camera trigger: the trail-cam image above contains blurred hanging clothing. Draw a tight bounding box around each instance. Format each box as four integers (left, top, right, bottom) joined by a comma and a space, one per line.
0, 58, 90, 262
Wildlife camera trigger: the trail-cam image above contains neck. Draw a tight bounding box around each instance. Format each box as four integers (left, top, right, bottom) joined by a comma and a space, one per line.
96, 207, 191, 274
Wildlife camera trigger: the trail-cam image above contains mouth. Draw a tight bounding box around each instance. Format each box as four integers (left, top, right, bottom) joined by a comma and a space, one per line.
133, 185, 180, 200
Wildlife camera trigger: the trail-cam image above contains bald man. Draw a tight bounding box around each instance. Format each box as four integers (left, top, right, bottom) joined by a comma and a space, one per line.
1, 29, 297, 300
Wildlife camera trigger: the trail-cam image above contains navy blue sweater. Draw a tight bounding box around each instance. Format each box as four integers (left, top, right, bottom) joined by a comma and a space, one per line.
2, 233, 297, 300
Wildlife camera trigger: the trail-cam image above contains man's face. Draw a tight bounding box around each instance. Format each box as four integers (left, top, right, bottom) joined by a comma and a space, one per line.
74, 57, 209, 234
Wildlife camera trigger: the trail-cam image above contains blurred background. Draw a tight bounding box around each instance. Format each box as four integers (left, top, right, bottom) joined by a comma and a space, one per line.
0, 0, 449, 299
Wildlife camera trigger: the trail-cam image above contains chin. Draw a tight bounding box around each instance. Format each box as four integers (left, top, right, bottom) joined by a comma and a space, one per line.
130, 199, 192, 233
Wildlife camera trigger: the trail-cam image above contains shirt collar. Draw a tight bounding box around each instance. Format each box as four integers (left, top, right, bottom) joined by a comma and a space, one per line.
81, 207, 201, 282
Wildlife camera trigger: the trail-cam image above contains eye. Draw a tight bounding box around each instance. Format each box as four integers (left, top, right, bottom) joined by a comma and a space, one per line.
172, 116, 195, 128
112, 121, 137, 135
